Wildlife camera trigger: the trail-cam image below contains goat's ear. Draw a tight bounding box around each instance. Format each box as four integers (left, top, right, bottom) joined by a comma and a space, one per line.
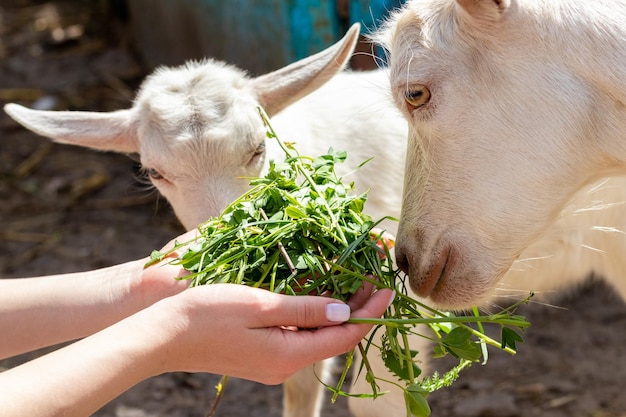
456, 0, 510, 22
4, 103, 139, 153
252, 23, 360, 117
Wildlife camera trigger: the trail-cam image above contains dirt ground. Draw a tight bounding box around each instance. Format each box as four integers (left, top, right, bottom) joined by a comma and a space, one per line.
1, 2, 625, 417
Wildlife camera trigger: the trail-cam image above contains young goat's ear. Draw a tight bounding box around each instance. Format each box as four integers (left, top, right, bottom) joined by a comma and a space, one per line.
456, 0, 510, 22
4, 103, 139, 153
252, 23, 360, 117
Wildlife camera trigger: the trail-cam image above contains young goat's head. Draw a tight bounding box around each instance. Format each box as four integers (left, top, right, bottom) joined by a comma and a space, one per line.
5, 25, 360, 231
379, 0, 626, 309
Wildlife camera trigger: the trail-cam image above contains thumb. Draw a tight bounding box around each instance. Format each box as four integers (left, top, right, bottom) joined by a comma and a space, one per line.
261, 294, 353, 329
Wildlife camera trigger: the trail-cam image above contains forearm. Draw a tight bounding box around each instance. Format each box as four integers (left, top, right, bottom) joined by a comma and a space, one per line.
0, 258, 165, 359
0, 305, 168, 417
0, 283, 392, 416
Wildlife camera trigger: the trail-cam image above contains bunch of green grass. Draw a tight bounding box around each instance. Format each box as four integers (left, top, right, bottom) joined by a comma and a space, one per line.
147, 108, 531, 417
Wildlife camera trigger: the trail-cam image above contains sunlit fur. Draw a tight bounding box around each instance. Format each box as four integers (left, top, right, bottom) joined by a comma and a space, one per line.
499, 177, 626, 303
378, 0, 626, 310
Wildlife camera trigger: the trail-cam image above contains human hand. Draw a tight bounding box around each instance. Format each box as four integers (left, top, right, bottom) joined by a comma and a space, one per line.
130, 229, 199, 308
145, 283, 393, 384
133, 227, 396, 318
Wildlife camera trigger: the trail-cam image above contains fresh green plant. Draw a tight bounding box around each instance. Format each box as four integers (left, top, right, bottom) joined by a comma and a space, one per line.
147, 108, 532, 417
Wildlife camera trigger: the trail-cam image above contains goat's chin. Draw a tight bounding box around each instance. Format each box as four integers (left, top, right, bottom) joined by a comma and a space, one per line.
425, 278, 495, 312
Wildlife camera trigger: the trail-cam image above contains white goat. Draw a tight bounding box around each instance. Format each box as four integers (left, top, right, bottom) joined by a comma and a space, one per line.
4, 24, 413, 417
377, 0, 626, 311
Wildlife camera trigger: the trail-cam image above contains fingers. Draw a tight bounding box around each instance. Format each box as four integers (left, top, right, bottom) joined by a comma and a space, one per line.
345, 279, 376, 312
349, 287, 394, 320
245, 285, 394, 331
160, 229, 200, 252
371, 228, 396, 259
259, 292, 353, 329
318, 287, 394, 352
278, 288, 395, 364
165, 284, 394, 382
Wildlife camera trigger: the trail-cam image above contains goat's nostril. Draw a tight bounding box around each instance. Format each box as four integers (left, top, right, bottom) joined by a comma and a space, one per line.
395, 241, 452, 299
395, 248, 410, 274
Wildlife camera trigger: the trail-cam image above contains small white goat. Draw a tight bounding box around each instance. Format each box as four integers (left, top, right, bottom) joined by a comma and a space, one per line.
4, 24, 412, 417
378, 0, 626, 310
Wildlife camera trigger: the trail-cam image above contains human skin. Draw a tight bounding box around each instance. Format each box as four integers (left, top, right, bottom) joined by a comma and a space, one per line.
0, 231, 393, 417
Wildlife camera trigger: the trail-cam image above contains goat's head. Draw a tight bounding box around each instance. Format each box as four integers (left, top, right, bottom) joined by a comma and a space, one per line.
4, 24, 360, 230
379, 0, 626, 309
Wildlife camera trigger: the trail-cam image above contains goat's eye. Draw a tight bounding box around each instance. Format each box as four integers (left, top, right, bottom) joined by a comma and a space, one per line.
146, 168, 164, 180
247, 142, 265, 165
404, 86, 431, 110
253, 142, 265, 157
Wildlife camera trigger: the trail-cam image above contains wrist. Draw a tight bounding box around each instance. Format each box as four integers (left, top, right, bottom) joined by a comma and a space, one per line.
126, 294, 190, 375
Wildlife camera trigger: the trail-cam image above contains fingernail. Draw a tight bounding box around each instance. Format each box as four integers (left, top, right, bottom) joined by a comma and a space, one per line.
326, 303, 351, 322
388, 290, 396, 308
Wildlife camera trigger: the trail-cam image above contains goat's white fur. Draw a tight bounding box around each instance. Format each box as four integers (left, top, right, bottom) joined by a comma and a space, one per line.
378, 0, 626, 310
7, 11, 626, 416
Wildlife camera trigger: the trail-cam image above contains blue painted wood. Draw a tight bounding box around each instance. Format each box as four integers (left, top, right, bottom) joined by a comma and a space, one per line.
348, 0, 406, 64
287, 0, 339, 62
127, 1, 404, 73
349, 0, 405, 33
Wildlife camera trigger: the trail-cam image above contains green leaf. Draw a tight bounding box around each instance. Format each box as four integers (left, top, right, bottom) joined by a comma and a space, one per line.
149, 250, 164, 262
432, 345, 448, 359
383, 350, 421, 381
404, 384, 431, 417
440, 327, 482, 362
501, 327, 524, 351
285, 205, 307, 219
